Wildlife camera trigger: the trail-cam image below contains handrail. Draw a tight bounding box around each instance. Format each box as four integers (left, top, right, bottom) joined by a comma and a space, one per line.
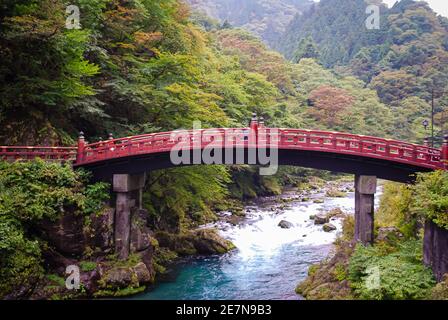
0, 128, 445, 171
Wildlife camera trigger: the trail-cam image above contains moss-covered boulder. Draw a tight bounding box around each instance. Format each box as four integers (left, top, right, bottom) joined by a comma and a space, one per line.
155, 231, 198, 256
192, 229, 235, 255
95, 256, 154, 298
326, 189, 347, 198
296, 241, 355, 300
155, 229, 235, 256
430, 274, 448, 300
327, 208, 345, 219
323, 223, 337, 232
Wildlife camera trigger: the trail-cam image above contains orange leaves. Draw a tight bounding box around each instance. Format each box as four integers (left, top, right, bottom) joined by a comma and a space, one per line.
215, 30, 294, 92
173, 0, 191, 22
115, 4, 140, 22
134, 32, 163, 45
307, 86, 355, 128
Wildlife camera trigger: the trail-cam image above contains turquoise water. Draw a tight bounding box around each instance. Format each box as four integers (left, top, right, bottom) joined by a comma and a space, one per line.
134, 244, 331, 300
133, 184, 378, 300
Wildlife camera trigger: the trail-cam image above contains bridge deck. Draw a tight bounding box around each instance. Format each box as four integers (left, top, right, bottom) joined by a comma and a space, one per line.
1, 128, 446, 179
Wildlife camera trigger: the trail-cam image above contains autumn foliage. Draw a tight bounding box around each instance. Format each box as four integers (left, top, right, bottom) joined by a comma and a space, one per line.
308, 86, 354, 128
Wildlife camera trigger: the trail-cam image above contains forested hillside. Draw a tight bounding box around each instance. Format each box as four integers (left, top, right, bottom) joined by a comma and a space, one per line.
276, 0, 388, 66
0, 0, 434, 241
187, 0, 314, 46
1, 0, 448, 300
275, 0, 448, 143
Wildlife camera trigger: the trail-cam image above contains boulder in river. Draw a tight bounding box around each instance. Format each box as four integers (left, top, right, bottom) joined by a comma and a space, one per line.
326, 208, 344, 219
326, 189, 347, 198
314, 213, 329, 225
156, 229, 235, 256
323, 223, 337, 232
278, 220, 294, 229
192, 229, 236, 255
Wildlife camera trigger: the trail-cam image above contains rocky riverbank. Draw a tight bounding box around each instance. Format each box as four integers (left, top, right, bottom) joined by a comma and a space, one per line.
132, 176, 358, 300
7, 174, 357, 300
7, 205, 235, 300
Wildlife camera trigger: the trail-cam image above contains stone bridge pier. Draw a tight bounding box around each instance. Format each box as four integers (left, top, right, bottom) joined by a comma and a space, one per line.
113, 173, 146, 259
354, 175, 377, 245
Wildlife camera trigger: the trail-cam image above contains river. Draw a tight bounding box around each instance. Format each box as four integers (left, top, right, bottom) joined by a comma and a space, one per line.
133, 180, 381, 300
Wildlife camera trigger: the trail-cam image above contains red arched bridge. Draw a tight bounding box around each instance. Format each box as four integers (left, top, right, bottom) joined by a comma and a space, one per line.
1, 116, 448, 256
0, 119, 447, 183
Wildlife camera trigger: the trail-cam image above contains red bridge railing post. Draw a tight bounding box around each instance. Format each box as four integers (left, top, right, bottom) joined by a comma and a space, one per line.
250, 113, 259, 132
442, 135, 448, 169
76, 131, 85, 164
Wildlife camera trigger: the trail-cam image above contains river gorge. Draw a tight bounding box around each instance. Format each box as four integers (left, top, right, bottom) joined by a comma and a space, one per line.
133, 180, 382, 300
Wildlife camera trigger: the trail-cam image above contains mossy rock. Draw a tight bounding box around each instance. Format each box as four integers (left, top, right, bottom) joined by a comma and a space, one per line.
155, 231, 197, 256
326, 189, 347, 198
327, 208, 344, 219
314, 213, 329, 225
430, 275, 448, 300
323, 223, 337, 232
155, 229, 235, 256
296, 240, 355, 300
192, 229, 236, 255
93, 286, 146, 298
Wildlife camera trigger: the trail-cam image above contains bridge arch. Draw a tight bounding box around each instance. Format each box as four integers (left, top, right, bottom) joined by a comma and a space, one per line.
2, 119, 448, 262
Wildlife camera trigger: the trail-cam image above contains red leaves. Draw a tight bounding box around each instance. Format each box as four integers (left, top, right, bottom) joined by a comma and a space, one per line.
308, 86, 355, 127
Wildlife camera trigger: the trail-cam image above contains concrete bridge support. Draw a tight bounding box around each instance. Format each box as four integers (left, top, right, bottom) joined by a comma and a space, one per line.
113, 173, 146, 259
424, 220, 448, 282
354, 175, 377, 245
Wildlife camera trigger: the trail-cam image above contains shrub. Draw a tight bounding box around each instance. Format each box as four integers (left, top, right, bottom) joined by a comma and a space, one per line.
46, 274, 66, 287
348, 240, 435, 300
0, 159, 110, 221
413, 171, 448, 230
333, 264, 348, 281
79, 261, 97, 272
429, 275, 448, 300
0, 220, 43, 297
376, 182, 418, 238
0, 160, 110, 298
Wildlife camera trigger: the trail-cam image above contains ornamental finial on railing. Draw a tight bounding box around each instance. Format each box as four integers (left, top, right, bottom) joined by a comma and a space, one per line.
76, 131, 85, 164
259, 116, 265, 129
250, 113, 258, 131
442, 135, 448, 166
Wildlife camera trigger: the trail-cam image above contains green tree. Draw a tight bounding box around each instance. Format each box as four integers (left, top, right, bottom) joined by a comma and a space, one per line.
292, 36, 320, 63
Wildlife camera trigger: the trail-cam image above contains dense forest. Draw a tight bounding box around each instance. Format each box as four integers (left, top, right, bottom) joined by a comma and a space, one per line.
276, 0, 448, 143
187, 0, 314, 46
0, 0, 448, 300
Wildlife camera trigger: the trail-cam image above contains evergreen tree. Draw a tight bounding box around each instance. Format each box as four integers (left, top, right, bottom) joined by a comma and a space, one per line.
292, 36, 321, 63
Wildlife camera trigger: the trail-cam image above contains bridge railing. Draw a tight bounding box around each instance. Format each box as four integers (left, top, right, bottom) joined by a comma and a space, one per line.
78, 128, 255, 164
75, 128, 445, 170
0, 146, 77, 162
274, 129, 443, 169
0, 128, 445, 171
